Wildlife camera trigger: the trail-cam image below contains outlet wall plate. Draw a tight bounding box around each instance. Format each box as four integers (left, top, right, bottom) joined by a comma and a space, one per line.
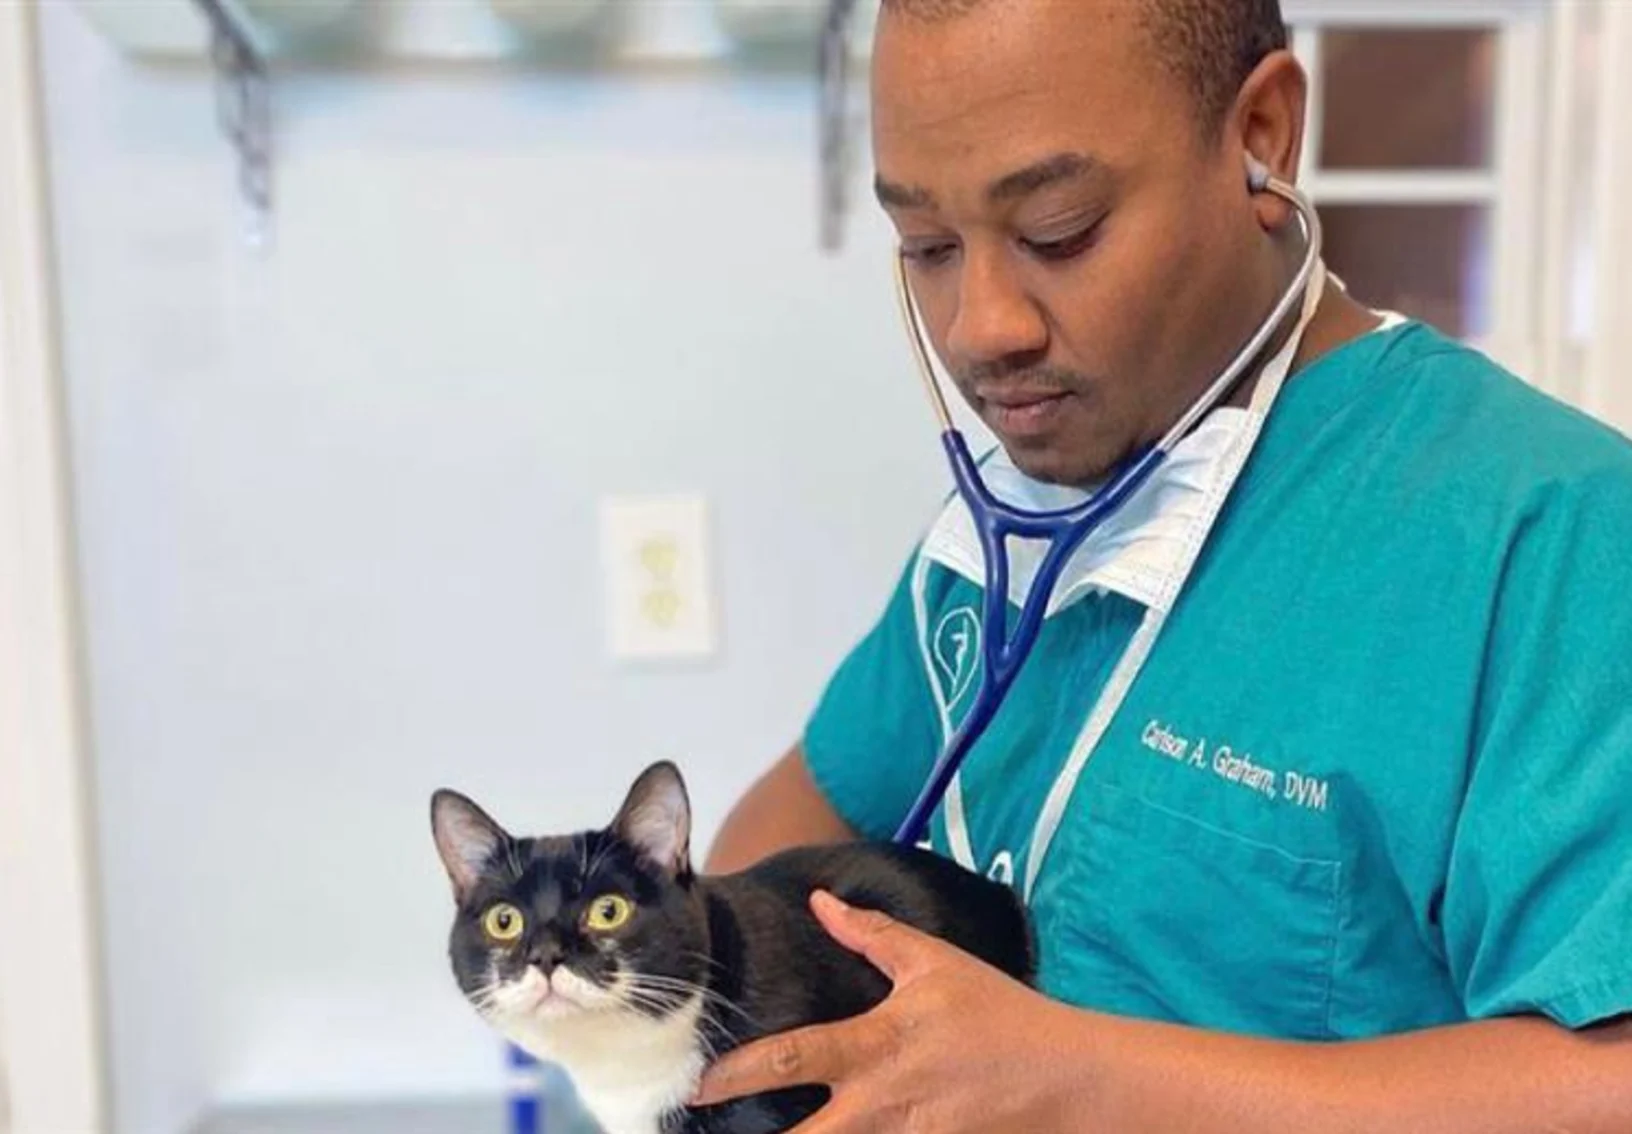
598, 494, 719, 663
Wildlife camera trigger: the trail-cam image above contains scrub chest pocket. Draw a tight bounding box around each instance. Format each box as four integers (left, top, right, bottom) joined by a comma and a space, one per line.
1035, 782, 1344, 1040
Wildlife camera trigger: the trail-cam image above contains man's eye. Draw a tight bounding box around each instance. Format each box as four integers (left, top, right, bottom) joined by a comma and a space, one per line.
1022, 220, 1104, 262
901, 240, 959, 268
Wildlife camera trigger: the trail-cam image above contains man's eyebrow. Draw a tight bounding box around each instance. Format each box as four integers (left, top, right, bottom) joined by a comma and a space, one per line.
987, 152, 1099, 203
874, 175, 934, 209
874, 152, 1101, 211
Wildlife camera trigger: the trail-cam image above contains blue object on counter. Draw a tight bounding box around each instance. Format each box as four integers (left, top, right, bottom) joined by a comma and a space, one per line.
507, 1044, 544, 1134
505, 1041, 606, 1133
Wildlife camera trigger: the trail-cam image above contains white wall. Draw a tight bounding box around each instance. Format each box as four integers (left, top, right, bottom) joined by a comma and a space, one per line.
35, 4, 947, 1131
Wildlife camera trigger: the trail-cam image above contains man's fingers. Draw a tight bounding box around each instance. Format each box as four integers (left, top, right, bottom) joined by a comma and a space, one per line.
811, 890, 947, 983
691, 1020, 866, 1107
782, 1089, 886, 1134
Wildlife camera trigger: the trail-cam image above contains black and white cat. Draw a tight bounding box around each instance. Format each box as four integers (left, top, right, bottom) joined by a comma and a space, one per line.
430, 761, 1034, 1134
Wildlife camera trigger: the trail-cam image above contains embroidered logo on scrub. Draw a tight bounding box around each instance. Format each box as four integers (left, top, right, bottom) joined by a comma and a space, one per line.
932, 606, 981, 711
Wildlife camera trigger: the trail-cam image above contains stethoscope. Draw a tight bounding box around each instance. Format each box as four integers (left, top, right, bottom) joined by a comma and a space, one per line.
890, 157, 1326, 848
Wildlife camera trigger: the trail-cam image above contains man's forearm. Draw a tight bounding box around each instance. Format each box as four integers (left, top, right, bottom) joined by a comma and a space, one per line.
703, 746, 855, 873
1071, 1011, 1632, 1133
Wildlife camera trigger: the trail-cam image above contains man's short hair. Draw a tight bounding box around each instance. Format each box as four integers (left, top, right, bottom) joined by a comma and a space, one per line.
878, 0, 1289, 133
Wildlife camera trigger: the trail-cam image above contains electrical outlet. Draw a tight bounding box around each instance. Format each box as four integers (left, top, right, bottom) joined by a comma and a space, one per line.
599, 493, 717, 661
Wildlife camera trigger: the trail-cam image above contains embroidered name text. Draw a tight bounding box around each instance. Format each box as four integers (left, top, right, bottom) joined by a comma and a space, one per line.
1140, 718, 1331, 812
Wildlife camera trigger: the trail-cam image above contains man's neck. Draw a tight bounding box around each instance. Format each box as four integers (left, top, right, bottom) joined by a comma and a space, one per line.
1295, 282, 1386, 372
1225, 278, 1384, 410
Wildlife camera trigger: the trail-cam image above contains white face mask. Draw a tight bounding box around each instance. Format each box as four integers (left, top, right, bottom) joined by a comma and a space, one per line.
920, 407, 1253, 616
917, 256, 1345, 624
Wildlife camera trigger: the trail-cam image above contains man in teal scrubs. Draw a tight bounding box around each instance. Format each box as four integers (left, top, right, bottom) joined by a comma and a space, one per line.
694, 0, 1632, 1129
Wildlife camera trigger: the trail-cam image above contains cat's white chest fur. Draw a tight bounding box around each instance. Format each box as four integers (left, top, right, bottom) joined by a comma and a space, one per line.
501, 995, 706, 1134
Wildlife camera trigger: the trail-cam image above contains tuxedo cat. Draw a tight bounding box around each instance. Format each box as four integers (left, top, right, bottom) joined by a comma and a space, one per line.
431, 761, 1033, 1134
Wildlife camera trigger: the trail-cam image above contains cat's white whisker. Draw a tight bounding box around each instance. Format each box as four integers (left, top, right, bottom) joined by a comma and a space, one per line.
627, 975, 761, 1031
586, 843, 616, 883
679, 949, 733, 977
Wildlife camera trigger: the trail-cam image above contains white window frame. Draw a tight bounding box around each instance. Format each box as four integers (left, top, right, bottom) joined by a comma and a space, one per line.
1286, 0, 1632, 439
1565, 2, 1632, 434
1285, 0, 1549, 381
0, 3, 109, 1132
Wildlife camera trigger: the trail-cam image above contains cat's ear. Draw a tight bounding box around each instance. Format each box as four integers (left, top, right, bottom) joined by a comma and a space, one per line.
431, 789, 512, 903
610, 761, 692, 878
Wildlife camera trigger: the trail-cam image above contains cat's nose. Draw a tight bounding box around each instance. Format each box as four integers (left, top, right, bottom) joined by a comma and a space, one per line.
528, 940, 565, 970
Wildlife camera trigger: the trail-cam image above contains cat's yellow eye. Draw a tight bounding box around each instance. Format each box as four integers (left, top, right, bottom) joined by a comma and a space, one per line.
482, 903, 525, 943
583, 894, 633, 932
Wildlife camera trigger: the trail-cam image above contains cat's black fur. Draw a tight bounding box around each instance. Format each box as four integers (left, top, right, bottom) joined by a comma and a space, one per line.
680, 840, 1035, 1132
432, 761, 1034, 1134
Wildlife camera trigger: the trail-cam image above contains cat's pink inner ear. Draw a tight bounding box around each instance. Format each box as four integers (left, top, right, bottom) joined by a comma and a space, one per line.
615, 765, 692, 874
433, 791, 507, 898
624, 801, 688, 871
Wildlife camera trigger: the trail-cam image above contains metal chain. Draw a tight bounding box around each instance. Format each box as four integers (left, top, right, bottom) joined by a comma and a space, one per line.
197, 0, 273, 247
818, 0, 861, 253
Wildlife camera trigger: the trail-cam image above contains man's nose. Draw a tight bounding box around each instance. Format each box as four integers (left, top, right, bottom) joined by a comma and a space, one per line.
944, 250, 1049, 370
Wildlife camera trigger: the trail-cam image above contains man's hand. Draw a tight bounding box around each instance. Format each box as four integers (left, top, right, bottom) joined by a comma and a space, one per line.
693, 892, 1632, 1134
691, 891, 1092, 1133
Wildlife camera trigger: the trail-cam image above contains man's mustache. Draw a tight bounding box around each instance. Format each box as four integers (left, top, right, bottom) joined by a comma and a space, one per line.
954, 362, 1091, 397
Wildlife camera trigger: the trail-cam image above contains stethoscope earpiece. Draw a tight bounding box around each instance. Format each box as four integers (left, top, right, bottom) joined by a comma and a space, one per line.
1245, 153, 1273, 193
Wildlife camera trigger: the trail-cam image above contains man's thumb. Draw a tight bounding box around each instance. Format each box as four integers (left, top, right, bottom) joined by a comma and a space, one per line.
810, 889, 941, 981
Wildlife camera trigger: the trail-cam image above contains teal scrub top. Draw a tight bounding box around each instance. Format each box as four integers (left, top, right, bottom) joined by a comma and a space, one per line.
803, 321, 1632, 1040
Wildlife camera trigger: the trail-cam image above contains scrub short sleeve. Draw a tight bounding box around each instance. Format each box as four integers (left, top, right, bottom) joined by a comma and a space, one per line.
1442, 469, 1632, 1028
802, 553, 943, 842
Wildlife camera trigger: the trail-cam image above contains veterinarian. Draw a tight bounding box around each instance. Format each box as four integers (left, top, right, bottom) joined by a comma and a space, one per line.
694, 0, 1632, 1130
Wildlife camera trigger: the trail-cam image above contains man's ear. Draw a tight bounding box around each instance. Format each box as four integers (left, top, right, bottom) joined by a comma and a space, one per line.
1231, 47, 1308, 230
